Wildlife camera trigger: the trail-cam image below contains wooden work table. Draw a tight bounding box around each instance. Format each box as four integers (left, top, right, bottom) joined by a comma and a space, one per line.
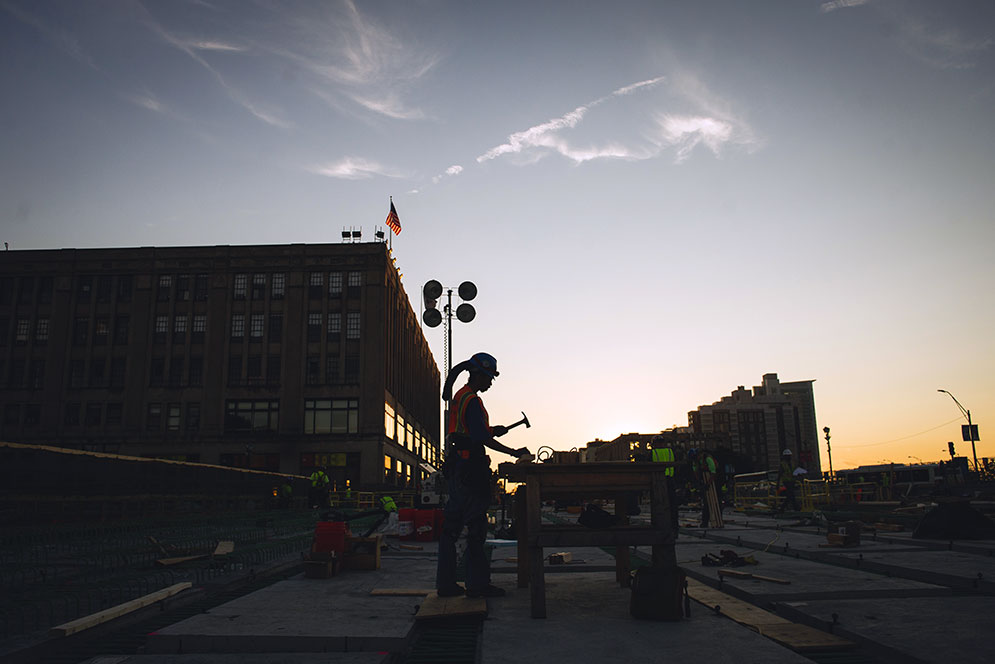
497, 461, 677, 618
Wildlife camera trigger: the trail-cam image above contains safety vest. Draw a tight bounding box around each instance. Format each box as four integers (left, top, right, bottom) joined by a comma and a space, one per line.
310, 470, 328, 488
448, 384, 491, 436
651, 448, 675, 477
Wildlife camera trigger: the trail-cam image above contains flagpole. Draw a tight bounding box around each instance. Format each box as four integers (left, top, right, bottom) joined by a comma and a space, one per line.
389, 196, 393, 252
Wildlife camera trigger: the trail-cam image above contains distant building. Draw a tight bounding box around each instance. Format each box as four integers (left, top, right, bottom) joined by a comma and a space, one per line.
688, 373, 821, 475
0, 242, 440, 490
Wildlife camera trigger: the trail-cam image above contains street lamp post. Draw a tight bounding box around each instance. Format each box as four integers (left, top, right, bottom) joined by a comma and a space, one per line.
823, 426, 833, 479
938, 389, 978, 471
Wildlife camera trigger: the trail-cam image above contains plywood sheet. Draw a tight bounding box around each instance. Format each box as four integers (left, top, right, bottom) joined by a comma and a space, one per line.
415, 592, 487, 620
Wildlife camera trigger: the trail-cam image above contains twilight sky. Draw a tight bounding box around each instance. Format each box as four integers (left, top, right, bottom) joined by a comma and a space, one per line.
2, 0, 993, 470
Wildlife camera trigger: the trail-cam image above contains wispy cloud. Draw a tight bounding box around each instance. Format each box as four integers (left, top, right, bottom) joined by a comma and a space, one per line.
820, 0, 870, 13
1, 1, 99, 70
135, 2, 292, 128
308, 157, 406, 180
894, 16, 992, 70
477, 74, 757, 167
432, 164, 463, 183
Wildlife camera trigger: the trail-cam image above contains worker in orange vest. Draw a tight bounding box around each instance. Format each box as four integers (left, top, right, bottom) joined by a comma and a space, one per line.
436, 353, 530, 599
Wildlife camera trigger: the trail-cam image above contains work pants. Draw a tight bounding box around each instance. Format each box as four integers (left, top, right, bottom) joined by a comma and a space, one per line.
436, 456, 491, 592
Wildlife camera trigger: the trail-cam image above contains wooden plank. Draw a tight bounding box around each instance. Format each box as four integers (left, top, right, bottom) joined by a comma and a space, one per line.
415, 592, 487, 620
756, 624, 856, 652
370, 588, 433, 596
213, 540, 234, 556
687, 580, 854, 652
50, 582, 192, 636
155, 554, 208, 566
718, 569, 791, 585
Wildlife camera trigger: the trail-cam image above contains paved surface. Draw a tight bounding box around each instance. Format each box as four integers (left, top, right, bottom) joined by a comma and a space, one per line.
66, 506, 995, 663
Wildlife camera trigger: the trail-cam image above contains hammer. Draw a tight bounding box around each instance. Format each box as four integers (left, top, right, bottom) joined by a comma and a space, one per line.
506, 411, 531, 432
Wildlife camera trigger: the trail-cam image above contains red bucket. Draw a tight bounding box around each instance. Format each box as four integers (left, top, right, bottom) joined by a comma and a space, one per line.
313, 521, 347, 555
398, 508, 416, 540
415, 509, 436, 542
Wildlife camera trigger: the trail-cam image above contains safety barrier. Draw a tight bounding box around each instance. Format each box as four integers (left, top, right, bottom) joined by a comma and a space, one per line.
327, 491, 417, 510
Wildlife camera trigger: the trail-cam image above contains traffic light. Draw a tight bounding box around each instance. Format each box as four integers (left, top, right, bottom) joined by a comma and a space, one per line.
948, 441, 956, 458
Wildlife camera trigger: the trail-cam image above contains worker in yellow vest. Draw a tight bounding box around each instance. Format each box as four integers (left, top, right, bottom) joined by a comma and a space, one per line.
651, 435, 679, 531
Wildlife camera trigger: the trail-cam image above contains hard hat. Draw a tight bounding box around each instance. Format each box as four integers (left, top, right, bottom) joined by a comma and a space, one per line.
782, 449, 792, 456
468, 352, 499, 378
687, 448, 698, 458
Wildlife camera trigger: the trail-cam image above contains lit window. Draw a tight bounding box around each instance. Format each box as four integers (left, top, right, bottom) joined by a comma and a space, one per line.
385, 402, 396, 439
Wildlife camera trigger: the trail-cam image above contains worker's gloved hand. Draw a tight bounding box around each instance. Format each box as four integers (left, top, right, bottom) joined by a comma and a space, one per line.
515, 447, 532, 460
491, 425, 508, 437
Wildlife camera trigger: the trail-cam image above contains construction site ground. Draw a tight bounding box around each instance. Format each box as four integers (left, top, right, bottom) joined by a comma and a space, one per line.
6, 504, 995, 664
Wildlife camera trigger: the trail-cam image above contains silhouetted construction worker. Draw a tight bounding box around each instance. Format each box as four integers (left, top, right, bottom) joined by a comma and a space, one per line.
778, 450, 799, 512
436, 353, 529, 599
309, 467, 330, 508
651, 435, 679, 531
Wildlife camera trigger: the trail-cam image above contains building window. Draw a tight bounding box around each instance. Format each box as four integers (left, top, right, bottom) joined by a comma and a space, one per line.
114, 315, 130, 345
269, 314, 282, 342
225, 400, 279, 431
89, 357, 106, 387
346, 312, 360, 340
85, 403, 102, 427
398, 415, 406, 447
149, 357, 165, 386
68, 359, 85, 388
327, 313, 341, 341
228, 355, 242, 386
329, 272, 343, 296
271, 273, 285, 300
73, 317, 90, 346
384, 455, 393, 483
38, 276, 53, 304
186, 403, 201, 431
304, 399, 358, 434
194, 274, 209, 300
18, 277, 34, 304
146, 403, 162, 430
250, 314, 264, 340
231, 314, 244, 339
94, 275, 111, 302
176, 274, 191, 301
3, 404, 20, 427
157, 275, 172, 301
174, 315, 187, 343
117, 275, 133, 302
94, 317, 109, 345
29, 359, 45, 389
309, 272, 323, 298
306, 356, 321, 385
348, 271, 362, 288
166, 403, 181, 431
106, 403, 123, 426
385, 402, 396, 440
188, 357, 203, 386
251, 274, 266, 300
233, 274, 248, 300
259, 355, 278, 387
406, 422, 414, 452
77, 276, 93, 300
15, 319, 30, 345
345, 353, 359, 382
110, 357, 127, 388
326, 355, 340, 384
24, 404, 41, 427
64, 402, 81, 426
35, 318, 49, 345
169, 357, 184, 386
307, 313, 322, 342
154, 315, 168, 343
192, 314, 206, 343
247, 355, 263, 383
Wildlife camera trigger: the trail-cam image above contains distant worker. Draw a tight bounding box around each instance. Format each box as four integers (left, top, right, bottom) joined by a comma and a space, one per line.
777, 450, 799, 513
697, 449, 723, 527
309, 467, 330, 509
436, 353, 530, 599
651, 435, 679, 531
278, 477, 294, 509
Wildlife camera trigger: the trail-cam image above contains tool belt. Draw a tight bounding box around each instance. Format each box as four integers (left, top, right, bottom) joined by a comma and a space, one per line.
446, 433, 485, 460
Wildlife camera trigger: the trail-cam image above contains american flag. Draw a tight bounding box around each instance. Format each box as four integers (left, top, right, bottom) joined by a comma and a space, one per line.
385, 199, 401, 235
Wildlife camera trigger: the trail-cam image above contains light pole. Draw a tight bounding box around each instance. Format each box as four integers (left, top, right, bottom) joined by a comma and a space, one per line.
938, 389, 978, 471
823, 426, 833, 479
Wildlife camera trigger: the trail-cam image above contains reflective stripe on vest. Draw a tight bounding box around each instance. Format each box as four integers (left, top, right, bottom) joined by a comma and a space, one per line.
447, 384, 490, 436
651, 448, 675, 476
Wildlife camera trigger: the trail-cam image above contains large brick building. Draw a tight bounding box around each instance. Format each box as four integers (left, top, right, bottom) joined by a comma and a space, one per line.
0, 242, 440, 489
688, 373, 821, 475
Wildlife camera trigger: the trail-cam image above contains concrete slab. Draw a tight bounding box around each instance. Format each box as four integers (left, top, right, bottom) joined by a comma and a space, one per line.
481, 571, 812, 664
776, 596, 995, 664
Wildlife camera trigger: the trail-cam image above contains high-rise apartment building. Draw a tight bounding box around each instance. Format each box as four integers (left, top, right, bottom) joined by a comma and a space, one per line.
0, 242, 440, 489
688, 373, 822, 475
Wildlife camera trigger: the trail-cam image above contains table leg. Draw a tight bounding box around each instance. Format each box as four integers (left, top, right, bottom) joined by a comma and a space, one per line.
526, 478, 546, 618
515, 486, 527, 588
614, 492, 631, 586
